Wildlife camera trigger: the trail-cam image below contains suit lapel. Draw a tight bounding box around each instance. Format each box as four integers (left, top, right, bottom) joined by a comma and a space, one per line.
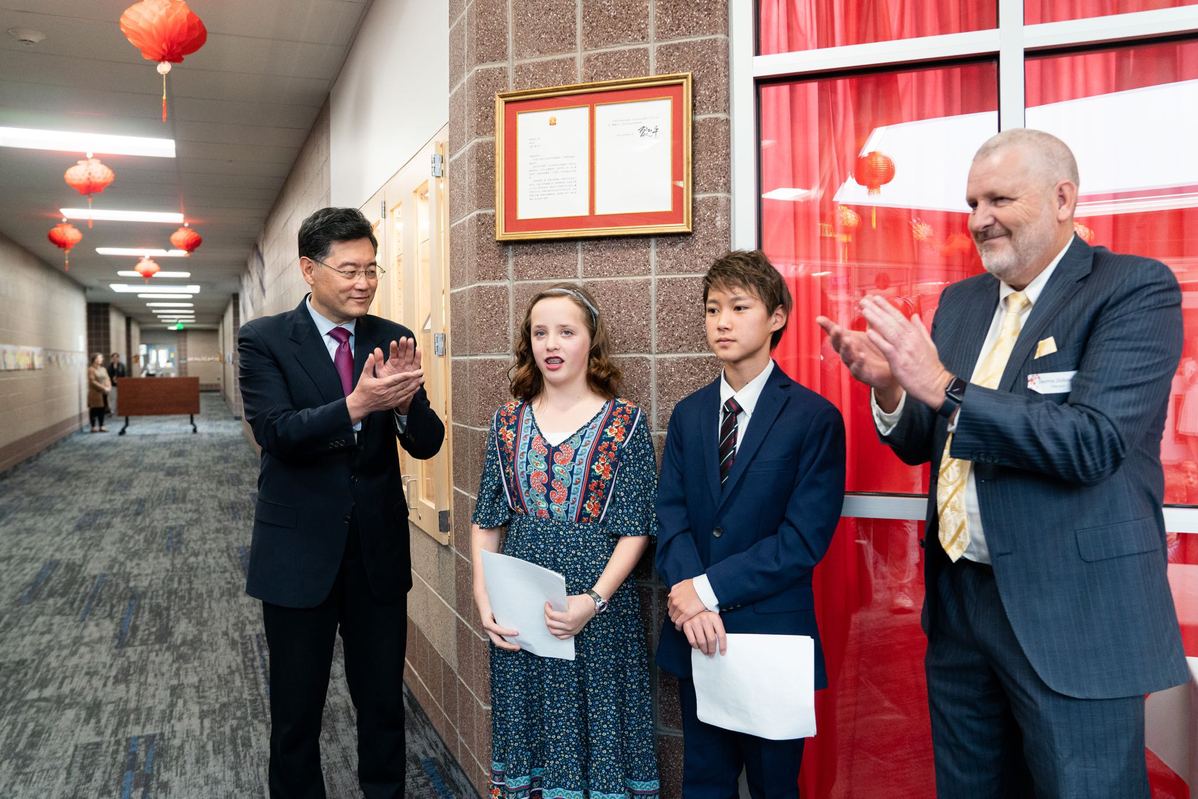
942, 276, 1001, 378
288, 297, 344, 405
353, 314, 372, 390
353, 315, 376, 439
718, 366, 790, 508
998, 237, 1092, 392
695, 379, 722, 506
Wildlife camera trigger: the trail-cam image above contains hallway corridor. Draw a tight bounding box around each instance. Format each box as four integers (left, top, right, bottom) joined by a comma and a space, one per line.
0, 393, 477, 798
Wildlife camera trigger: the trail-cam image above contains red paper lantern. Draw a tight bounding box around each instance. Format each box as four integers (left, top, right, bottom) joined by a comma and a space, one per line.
853, 151, 896, 195
836, 205, 861, 231
169, 224, 202, 254
119, 0, 208, 122
64, 156, 116, 228
135, 256, 161, 280
48, 221, 83, 271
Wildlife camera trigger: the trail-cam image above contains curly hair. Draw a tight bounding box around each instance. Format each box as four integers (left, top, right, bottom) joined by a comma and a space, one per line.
508, 283, 623, 401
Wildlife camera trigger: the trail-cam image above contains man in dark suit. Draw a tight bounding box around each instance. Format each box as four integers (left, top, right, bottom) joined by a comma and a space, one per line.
238, 207, 444, 798
820, 129, 1188, 796
657, 250, 846, 797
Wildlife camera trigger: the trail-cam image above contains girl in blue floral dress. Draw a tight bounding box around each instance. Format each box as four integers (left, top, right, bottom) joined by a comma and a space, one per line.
471, 284, 660, 799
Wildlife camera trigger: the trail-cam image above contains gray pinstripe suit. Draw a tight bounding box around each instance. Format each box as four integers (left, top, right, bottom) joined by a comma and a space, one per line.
883, 236, 1189, 796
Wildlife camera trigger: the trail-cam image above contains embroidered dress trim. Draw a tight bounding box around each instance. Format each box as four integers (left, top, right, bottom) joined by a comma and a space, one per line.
493, 399, 642, 526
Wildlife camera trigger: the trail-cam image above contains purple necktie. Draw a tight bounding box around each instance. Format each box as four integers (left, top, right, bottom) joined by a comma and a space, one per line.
327, 327, 354, 396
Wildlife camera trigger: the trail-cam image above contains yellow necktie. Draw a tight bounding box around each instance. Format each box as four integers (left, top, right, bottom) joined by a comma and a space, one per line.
937, 291, 1029, 561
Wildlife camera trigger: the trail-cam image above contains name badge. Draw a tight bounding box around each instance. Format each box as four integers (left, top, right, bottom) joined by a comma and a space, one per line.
1027, 370, 1076, 394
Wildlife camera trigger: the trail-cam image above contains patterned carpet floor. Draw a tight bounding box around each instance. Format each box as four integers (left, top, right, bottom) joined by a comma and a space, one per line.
0, 393, 477, 798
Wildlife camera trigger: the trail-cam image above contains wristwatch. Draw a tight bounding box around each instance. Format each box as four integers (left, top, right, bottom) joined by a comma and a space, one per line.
586, 589, 609, 614
939, 375, 968, 419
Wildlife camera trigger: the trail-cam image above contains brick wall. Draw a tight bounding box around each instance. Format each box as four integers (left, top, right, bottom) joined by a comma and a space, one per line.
411, 2, 732, 794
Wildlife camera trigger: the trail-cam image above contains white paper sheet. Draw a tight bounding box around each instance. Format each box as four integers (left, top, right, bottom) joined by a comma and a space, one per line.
480, 549, 575, 661
515, 106, 590, 220
594, 98, 673, 215
691, 633, 815, 740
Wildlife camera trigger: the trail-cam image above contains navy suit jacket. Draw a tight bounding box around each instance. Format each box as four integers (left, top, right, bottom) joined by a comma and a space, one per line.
655, 364, 846, 686
884, 237, 1188, 699
238, 296, 444, 608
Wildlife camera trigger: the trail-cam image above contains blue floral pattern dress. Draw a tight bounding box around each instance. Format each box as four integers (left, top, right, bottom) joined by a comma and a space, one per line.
473, 397, 660, 799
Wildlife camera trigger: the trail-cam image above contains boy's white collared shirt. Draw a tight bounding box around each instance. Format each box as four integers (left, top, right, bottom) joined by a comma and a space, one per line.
694, 360, 776, 612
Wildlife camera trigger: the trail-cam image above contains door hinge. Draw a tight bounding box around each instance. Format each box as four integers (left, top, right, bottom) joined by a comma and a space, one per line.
431, 153, 444, 178
439, 509, 450, 533
433, 332, 446, 356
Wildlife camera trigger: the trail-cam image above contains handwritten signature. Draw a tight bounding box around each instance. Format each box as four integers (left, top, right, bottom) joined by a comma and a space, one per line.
637, 125, 660, 138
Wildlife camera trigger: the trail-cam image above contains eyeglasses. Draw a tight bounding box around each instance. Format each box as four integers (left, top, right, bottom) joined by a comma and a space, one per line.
308, 257, 385, 281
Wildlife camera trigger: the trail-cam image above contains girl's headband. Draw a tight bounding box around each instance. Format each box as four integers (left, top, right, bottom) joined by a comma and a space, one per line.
542, 287, 599, 325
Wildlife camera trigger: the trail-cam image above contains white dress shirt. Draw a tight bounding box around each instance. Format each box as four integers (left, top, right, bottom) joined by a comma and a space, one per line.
872, 236, 1074, 563
306, 297, 362, 433
305, 298, 413, 436
694, 360, 776, 611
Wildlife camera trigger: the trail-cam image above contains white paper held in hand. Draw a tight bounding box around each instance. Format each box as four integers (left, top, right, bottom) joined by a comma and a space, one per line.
480, 550, 575, 661
691, 633, 816, 740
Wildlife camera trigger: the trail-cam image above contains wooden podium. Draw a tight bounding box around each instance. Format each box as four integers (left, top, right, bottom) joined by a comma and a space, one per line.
115, 377, 200, 435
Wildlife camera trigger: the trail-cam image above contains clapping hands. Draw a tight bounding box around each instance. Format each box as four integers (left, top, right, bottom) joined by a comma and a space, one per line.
345, 337, 424, 422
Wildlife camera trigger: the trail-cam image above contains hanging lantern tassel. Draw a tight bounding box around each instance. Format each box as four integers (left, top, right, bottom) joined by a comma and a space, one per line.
119, 0, 208, 125
64, 155, 115, 229
158, 61, 171, 122
853, 151, 896, 230
48, 221, 83, 272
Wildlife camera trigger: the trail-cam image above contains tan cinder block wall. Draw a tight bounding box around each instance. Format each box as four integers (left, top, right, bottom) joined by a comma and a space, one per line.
0, 230, 88, 472
239, 103, 332, 325
107, 306, 127, 360
410, 1, 732, 794
232, 102, 330, 447
185, 329, 222, 390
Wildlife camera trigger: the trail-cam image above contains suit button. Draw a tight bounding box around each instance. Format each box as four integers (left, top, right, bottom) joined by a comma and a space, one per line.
343, 514, 352, 524
712, 526, 723, 538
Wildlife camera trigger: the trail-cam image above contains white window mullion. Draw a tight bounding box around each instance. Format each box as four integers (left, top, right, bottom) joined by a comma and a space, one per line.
998, 0, 1026, 130
1026, 5, 1198, 50
729, 0, 758, 250
753, 29, 1000, 80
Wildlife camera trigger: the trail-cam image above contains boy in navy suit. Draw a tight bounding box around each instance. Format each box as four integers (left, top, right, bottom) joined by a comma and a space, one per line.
656, 250, 846, 798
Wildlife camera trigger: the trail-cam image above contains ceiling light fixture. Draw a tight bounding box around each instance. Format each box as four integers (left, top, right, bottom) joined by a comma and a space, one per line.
137, 292, 195, 298
100, 248, 188, 258
147, 302, 193, 308
110, 283, 199, 294
62, 208, 183, 224
0, 126, 174, 157
122, 271, 191, 279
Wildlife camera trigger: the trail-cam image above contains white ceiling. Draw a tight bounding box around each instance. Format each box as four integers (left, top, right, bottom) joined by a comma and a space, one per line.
0, 0, 371, 328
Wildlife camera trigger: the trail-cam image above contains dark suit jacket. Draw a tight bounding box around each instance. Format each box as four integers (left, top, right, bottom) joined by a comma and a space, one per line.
884, 237, 1188, 699
655, 364, 846, 686
238, 296, 444, 608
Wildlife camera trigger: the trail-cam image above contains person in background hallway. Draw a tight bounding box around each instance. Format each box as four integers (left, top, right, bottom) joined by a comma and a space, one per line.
238, 207, 445, 798
819, 129, 1188, 797
657, 251, 846, 798
87, 353, 111, 433
109, 352, 128, 382
108, 352, 127, 419
471, 284, 660, 799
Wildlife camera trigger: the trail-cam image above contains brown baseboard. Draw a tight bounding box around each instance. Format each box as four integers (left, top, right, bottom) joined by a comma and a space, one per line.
0, 414, 85, 475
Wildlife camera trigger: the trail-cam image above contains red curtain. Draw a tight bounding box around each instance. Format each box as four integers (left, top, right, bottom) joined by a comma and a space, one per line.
758, 5, 1198, 796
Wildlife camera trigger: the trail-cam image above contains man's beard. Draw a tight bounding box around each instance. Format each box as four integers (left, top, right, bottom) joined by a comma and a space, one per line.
974, 208, 1058, 284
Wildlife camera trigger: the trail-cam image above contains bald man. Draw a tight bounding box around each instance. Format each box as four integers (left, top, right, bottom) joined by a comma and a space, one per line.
820, 130, 1188, 797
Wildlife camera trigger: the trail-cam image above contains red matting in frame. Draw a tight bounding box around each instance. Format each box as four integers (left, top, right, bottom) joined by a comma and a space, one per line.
495, 74, 692, 241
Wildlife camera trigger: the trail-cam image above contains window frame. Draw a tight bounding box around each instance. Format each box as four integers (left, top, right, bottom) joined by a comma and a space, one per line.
729, 0, 1198, 528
